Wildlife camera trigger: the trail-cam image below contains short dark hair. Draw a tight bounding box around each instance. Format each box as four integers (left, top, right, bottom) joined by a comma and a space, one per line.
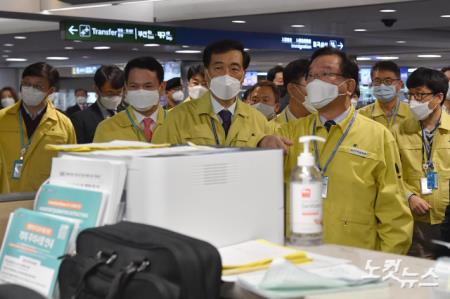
371, 61, 400, 78
187, 64, 205, 81
252, 80, 280, 103
22, 62, 59, 88
94, 65, 125, 90
441, 66, 450, 74
0, 86, 19, 102
283, 59, 309, 88
203, 39, 250, 70
309, 47, 359, 83
267, 66, 284, 82
74, 88, 87, 96
124, 56, 164, 84
165, 77, 181, 91
407, 67, 448, 103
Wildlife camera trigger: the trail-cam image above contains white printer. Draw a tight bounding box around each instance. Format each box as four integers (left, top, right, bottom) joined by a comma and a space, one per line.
125, 147, 284, 247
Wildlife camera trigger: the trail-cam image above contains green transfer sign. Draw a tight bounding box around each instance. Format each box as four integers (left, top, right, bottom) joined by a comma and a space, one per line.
61, 20, 176, 44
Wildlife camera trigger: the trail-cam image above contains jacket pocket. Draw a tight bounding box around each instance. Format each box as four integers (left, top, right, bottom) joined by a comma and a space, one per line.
180, 124, 215, 144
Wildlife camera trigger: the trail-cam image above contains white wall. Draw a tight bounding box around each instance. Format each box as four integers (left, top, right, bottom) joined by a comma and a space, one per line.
0, 68, 20, 91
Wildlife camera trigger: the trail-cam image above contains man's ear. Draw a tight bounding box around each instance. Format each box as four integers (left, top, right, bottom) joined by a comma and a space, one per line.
240, 71, 246, 84
47, 87, 56, 97
159, 81, 166, 95
275, 103, 280, 114
286, 83, 296, 98
346, 79, 356, 96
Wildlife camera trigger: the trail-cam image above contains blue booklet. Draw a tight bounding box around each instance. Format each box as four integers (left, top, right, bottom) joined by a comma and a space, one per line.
0, 208, 75, 297
35, 183, 107, 232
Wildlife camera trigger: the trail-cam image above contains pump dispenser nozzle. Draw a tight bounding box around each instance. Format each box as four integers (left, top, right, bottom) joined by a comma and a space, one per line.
298, 136, 325, 167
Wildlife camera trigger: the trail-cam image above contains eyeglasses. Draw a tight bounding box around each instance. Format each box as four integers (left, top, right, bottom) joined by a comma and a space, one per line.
306, 72, 344, 82
406, 92, 434, 101
21, 82, 47, 92
371, 78, 401, 86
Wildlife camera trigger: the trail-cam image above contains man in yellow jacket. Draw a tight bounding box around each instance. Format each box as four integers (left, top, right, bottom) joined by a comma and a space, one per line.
359, 61, 412, 131
94, 57, 166, 143
0, 62, 76, 192
272, 59, 314, 127
392, 68, 450, 258
153, 40, 273, 147
259, 47, 413, 254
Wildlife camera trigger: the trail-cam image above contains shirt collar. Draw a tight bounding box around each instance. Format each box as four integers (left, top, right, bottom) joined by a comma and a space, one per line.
210, 94, 236, 116
97, 100, 114, 118
285, 106, 297, 121
22, 102, 47, 120
319, 106, 352, 125
132, 107, 159, 125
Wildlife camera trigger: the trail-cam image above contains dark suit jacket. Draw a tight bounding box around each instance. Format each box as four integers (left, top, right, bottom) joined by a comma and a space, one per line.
70, 102, 106, 144
66, 104, 82, 116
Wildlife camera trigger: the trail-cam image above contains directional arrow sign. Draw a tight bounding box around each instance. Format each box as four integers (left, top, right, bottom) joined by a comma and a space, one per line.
61, 20, 176, 44
68, 25, 78, 35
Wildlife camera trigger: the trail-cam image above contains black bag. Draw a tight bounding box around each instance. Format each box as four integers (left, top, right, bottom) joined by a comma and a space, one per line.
58, 221, 222, 299
0, 284, 45, 299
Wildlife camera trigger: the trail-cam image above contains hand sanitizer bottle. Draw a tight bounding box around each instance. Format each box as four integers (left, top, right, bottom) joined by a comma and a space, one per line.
289, 136, 325, 246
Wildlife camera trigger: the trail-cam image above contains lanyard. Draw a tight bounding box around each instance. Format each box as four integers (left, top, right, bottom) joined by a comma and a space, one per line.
372, 99, 400, 127
312, 111, 358, 175
421, 127, 435, 173
285, 110, 289, 123
126, 109, 146, 141
18, 111, 32, 159
210, 117, 220, 145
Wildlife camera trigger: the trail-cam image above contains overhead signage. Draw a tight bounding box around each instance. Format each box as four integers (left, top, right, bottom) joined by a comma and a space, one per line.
176, 28, 345, 52
61, 20, 344, 52
72, 65, 101, 76
61, 21, 176, 44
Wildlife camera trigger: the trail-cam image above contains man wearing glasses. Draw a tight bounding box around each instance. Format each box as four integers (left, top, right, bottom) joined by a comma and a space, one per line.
259, 47, 413, 254
392, 67, 450, 258
0, 62, 76, 193
359, 61, 413, 131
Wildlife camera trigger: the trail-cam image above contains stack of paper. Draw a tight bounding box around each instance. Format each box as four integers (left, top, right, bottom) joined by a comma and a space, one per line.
0, 208, 76, 297
45, 140, 169, 152
50, 155, 127, 224
219, 239, 311, 276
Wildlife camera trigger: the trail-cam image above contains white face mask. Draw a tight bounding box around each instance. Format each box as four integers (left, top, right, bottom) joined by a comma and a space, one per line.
126, 89, 159, 112
171, 90, 185, 102
292, 84, 317, 113
100, 95, 122, 110
21, 86, 47, 106
209, 74, 241, 101
1, 97, 15, 108
76, 96, 88, 105
188, 85, 208, 100
254, 102, 277, 120
305, 79, 347, 109
409, 99, 435, 121
373, 84, 397, 103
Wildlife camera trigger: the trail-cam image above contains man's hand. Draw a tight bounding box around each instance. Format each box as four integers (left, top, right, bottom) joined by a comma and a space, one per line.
408, 195, 431, 216
258, 135, 293, 153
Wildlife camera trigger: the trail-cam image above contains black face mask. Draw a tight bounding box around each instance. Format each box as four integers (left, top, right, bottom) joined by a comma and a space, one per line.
277, 85, 287, 98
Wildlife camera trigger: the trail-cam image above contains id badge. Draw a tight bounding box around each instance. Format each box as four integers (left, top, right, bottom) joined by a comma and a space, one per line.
420, 177, 432, 195
322, 176, 329, 199
427, 171, 438, 190
12, 160, 23, 180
